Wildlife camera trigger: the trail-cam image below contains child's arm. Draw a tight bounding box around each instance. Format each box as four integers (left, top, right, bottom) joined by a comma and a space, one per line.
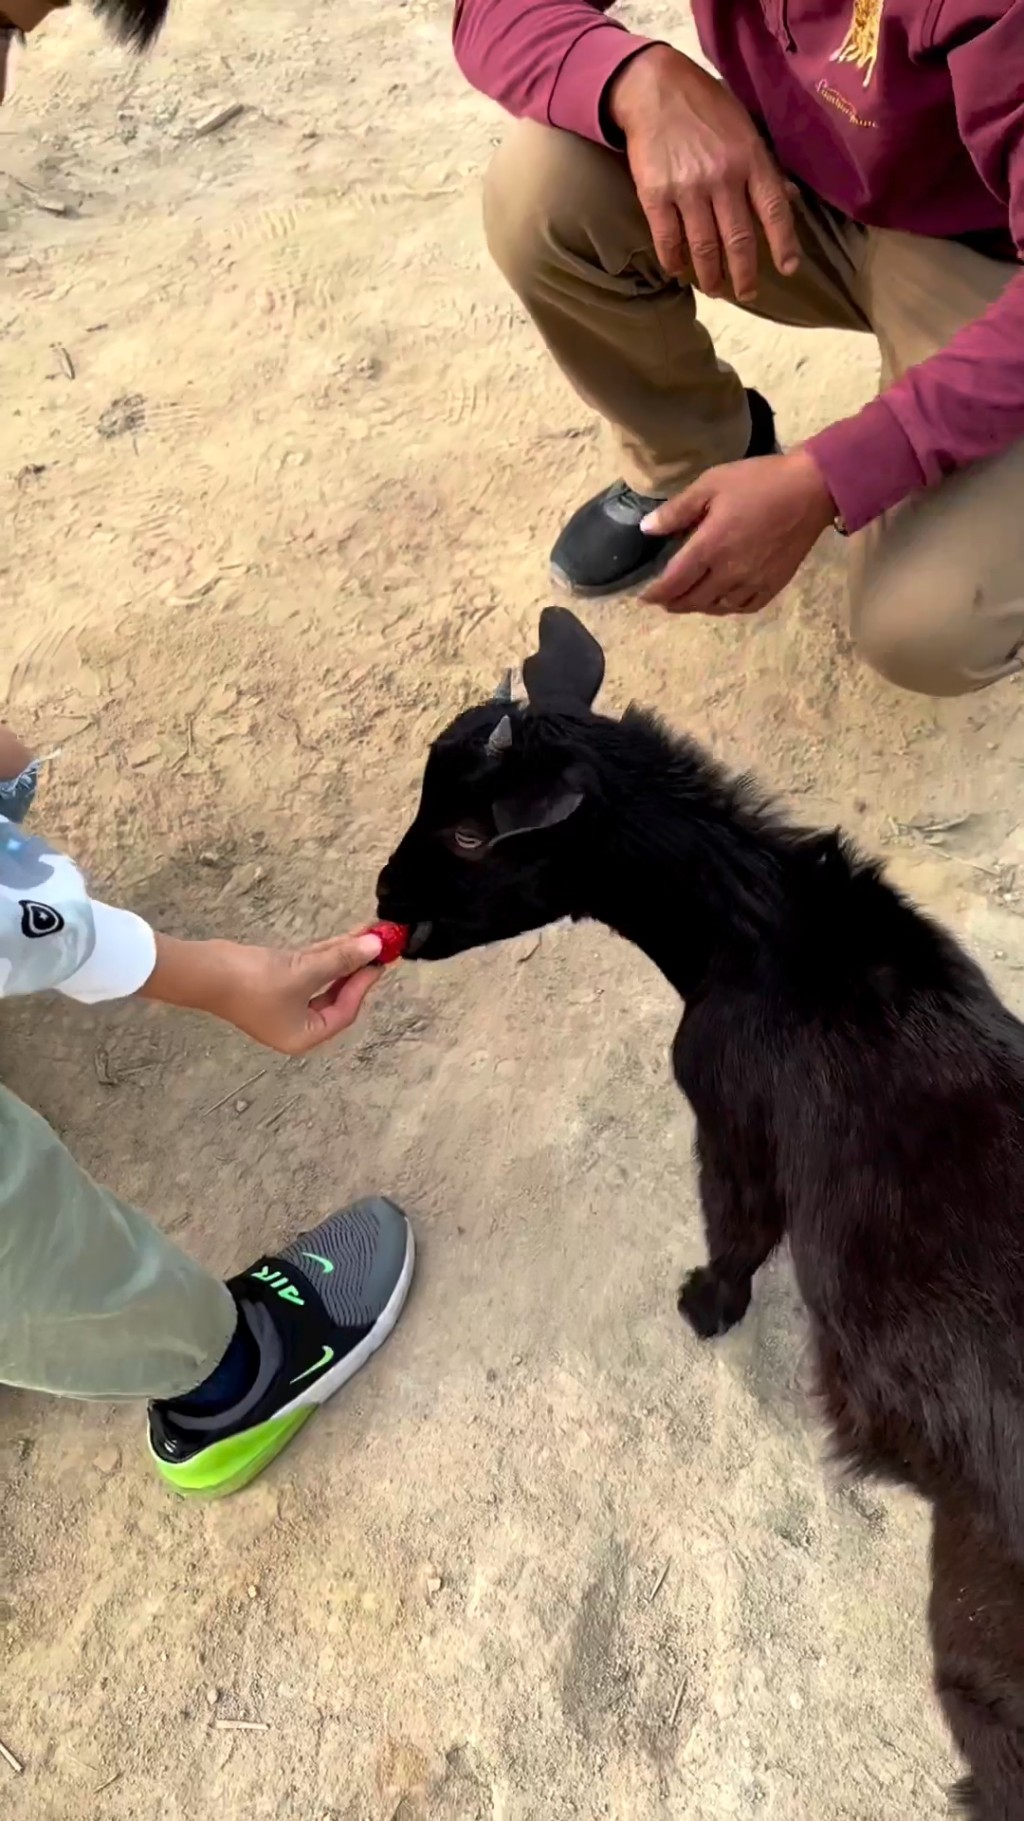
0, 813, 382, 1050
0, 729, 382, 1050
0, 815, 160, 1002
0, 726, 156, 1001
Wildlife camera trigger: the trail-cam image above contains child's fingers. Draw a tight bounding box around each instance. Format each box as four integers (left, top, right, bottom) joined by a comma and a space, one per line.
307, 965, 381, 1042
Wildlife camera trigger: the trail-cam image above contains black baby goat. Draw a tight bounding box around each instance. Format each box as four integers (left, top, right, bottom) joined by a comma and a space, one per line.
378, 607, 1024, 1817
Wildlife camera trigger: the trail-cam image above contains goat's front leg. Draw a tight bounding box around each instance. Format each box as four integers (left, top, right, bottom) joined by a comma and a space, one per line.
678, 1125, 785, 1340
929, 1497, 1024, 1819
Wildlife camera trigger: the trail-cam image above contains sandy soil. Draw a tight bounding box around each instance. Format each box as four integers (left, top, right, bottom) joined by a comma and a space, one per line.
4, 2, 1024, 1815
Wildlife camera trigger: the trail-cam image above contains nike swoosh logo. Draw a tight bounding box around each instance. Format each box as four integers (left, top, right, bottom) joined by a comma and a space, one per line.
289, 1344, 335, 1386
300, 1250, 334, 1275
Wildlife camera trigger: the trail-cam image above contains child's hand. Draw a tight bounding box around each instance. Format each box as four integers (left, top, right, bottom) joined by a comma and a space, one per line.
0, 726, 39, 825
0, 726, 34, 782
140, 930, 385, 1053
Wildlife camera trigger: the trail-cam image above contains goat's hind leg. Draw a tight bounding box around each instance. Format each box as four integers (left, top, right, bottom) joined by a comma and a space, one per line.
930, 1497, 1024, 1820
678, 1124, 785, 1341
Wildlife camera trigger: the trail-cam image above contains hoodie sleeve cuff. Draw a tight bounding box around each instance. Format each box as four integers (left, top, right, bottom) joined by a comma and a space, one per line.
59, 901, 157, 1004
805, 397, 928, 535
547, 25, 656, 145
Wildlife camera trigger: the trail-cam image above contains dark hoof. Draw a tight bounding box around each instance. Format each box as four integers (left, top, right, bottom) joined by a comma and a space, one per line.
678, 1265, 751, 1339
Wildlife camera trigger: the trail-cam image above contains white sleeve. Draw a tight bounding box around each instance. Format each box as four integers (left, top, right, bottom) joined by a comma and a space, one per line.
0, 816, 156, 1003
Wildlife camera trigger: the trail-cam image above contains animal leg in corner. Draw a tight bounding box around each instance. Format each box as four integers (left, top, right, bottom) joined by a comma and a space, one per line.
928, 1497, 1024, 1821
678, 1126, 785, 1341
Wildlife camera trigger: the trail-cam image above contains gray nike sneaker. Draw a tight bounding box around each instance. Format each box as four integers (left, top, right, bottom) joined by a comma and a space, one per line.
148, 1197, 414, 1497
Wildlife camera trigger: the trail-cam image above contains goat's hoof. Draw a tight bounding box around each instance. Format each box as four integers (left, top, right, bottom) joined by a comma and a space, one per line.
678, 1266, 750, 1339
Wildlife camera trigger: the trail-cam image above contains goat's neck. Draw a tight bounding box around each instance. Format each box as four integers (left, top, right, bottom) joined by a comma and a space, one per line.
580, 720, 796, 1001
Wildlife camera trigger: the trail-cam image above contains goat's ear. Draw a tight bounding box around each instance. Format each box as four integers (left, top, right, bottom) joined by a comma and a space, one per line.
522, 607, 605, 710
491, 765, 586, 843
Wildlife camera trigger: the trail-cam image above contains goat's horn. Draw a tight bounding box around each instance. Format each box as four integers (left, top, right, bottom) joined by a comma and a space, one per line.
493, 668, 514, 704
486, 714, 513, 756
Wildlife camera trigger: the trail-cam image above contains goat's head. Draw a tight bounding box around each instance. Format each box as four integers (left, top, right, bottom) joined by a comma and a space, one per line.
377, 607, 606, 960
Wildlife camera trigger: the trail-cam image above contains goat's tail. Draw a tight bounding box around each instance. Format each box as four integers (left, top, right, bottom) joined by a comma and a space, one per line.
929, 1496, 1024, 1820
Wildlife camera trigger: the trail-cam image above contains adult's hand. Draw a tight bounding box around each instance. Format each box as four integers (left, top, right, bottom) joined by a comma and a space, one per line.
607, 44, 800, 303
641, 450, 836, 615
140, 929, 385, 1054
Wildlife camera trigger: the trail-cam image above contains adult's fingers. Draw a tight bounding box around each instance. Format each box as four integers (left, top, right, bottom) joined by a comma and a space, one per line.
641, 479, 711, 540
642, 196, 689, 278
712, 587, 762, 617
678, 191, 724, 295
710, 185, 761, 303
656, 566, 724, 615
748, 162, 801, 278
643, 535, 715, 608
648, 568, 764, 617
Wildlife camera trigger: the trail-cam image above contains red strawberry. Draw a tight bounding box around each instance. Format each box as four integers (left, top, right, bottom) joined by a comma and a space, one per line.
364, 921, 410, 966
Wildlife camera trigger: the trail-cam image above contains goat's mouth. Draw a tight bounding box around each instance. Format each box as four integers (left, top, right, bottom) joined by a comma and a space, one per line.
405, 920, 433, 958
392, 918, 480, 963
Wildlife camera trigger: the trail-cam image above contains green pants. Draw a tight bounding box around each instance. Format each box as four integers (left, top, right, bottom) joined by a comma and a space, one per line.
0, 1084, 235, 1400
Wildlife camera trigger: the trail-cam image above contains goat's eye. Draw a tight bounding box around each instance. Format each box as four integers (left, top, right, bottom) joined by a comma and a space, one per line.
452, 826, 484, 852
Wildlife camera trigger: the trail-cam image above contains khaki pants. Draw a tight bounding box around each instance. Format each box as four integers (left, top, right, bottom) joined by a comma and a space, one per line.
485, 120, 1024, 698
0, 1084, 234, 1400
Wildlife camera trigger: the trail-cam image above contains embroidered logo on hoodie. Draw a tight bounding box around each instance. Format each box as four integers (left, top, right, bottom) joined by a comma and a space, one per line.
832, 0, 885, 85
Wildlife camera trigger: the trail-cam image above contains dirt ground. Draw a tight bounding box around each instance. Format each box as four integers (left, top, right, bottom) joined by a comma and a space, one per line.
5, 1, 1024, 1815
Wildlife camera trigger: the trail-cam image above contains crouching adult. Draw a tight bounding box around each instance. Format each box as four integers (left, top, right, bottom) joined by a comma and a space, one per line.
456, 0, 1024, 697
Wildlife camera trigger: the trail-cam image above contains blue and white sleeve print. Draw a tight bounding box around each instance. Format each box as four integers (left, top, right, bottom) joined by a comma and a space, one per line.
0, 763, 155, 1002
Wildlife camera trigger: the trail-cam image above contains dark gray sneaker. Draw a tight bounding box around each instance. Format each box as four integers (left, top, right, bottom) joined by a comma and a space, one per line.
149, 1197, 414, 1497
550, 388, 778, 599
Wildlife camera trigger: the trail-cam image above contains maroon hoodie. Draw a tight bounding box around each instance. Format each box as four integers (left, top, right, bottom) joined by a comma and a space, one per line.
454, 0, 1024, 532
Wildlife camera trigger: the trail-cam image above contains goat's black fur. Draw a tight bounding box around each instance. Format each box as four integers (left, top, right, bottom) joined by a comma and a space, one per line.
379, 609, 1024, 1816
90, 0, 168, 50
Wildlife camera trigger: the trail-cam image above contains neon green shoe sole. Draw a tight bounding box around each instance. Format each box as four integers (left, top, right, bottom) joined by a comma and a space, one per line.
149, 1197, 415, 1499
149, 1407, 314, 1500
